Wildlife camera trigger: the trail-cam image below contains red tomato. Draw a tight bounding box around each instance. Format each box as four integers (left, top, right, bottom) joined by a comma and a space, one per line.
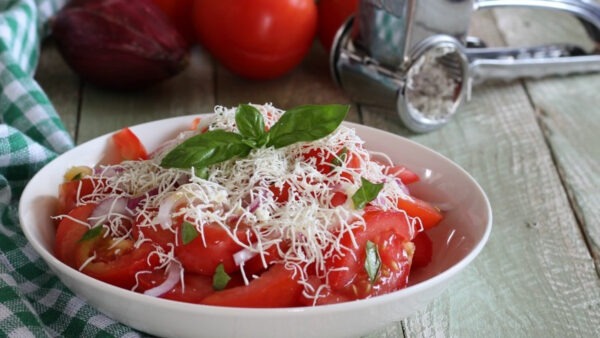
326, 209, 413, 299
193, 0, 318, 79
56, 177, 97, 215
397, 196, 443, 230
317, 0, 358, 52
151, 0, 196, 46
298, 276, 352, 306
411, 231, 433, 269
201, 264, 302, 307
330, 191, 347, 207
175, 222, 252, 276
137, 270, 215, 303
112, 127, 148, 161
386, 165, 420, 185
55, 203, 97, 267
241, 244, 284, 276
55, 204, 159, 288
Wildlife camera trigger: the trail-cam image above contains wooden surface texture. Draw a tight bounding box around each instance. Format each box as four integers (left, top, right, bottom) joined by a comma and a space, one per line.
34, 5, 600, 338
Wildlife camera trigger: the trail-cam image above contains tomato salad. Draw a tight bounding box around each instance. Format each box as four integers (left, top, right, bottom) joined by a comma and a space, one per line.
52, 104, 442, 307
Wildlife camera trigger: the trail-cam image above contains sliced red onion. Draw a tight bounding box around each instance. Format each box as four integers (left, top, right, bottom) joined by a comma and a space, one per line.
156, 193, 184, 229
143, 263, 181, 297
88, 197, 130, 226
395, 178, 410, 195
233, 248, 258, 266
127, 188, 159, 210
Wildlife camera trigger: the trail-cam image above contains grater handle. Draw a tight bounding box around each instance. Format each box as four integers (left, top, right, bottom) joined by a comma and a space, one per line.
470, 0, 600, 82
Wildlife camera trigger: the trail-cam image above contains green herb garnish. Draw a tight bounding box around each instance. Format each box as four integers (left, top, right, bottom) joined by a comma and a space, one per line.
364, 240, 381, 284
79, 225, 104, 242
352, 177, 384, 209
212, 263, 231, 291
161, 104, 349, 170
181, 221, 199, 245
331, 147, 348, 167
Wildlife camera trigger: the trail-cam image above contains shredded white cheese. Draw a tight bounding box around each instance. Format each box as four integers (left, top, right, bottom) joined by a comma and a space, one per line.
67, 103, 418, 300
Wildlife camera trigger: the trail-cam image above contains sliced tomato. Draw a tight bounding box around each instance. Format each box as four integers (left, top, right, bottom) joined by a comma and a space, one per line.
386, 165, 420, 185
411, 231, 433, 269
268, 181, 292, 203
241, 244, 284, 276
201, 264, 302, 308
55, 203, 159, 289
302, 147, 335, 174
55, 203, 97, 267
297, 276, 352, 306
330, 191, 347, 207
56, 177, 99, 215
175, 222, 252, 276
132, 211, 176, 249
76, 235, 158, 289
326, 209, 413, 300
397, 196, 443, 230
137, 270, 215, 304
112, 127, 148, 161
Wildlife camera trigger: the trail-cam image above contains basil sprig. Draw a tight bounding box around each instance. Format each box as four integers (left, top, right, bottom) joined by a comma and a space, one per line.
352, 177, 384, 209
161, 104, 349, 170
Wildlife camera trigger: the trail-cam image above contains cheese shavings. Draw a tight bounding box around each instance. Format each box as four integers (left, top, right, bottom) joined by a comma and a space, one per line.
63, 103, 420, 300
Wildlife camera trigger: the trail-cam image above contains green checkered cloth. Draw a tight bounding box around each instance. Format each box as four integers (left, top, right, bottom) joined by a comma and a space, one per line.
1, 1, 145, 336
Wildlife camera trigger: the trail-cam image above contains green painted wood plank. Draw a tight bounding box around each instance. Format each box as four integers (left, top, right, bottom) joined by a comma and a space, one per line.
494, 4, 600, 275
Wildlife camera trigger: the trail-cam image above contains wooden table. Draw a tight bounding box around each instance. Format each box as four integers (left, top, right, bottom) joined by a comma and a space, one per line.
35, 7, 600, 337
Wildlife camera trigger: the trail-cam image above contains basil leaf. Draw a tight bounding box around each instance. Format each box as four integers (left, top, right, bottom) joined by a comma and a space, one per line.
364, 240, 381, 284
266, 104, 349, 149
331, 147, 348, 167
352, 177, 384, 209
79, 225, 103, 242
236, 104, 266, 142
161, 130, 252, 169
212, 263, 231, 291
181, 221, 198, 245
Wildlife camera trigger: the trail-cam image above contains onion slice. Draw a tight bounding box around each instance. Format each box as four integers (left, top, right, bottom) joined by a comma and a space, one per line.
143, 263, 182, 297
233, 248, 258, 266
156, 193, 184, 229
88, 196, 130, 227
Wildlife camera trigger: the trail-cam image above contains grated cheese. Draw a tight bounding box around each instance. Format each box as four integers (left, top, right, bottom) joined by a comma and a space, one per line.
65, 104, 420, 301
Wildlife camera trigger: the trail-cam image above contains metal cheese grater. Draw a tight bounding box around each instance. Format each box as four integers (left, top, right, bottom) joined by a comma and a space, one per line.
330, 0, 600, 132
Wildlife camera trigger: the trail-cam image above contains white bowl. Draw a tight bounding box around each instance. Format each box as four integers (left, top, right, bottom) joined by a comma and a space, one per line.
19, 116, 492, 338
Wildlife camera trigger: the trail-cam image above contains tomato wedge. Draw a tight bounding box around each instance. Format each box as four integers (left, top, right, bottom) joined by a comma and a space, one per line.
175, 222, 252, 276
411, 231, 433, 269
55, 203, 159, 288
397, 196, 443, 230
137, 270, 215, 304
112, 127, 148, 161
298, 276, 352, 306
55, 203, 97, 267
57, 178, 98, 215
201, 264, 302, 308
326, 209, 413, 300
386, 165, 420, 185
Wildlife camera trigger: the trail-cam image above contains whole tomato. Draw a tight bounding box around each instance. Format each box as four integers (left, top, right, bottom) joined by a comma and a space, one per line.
193, 0, 318, 80
151, 0, 196, 46
317, 0, 358, 53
